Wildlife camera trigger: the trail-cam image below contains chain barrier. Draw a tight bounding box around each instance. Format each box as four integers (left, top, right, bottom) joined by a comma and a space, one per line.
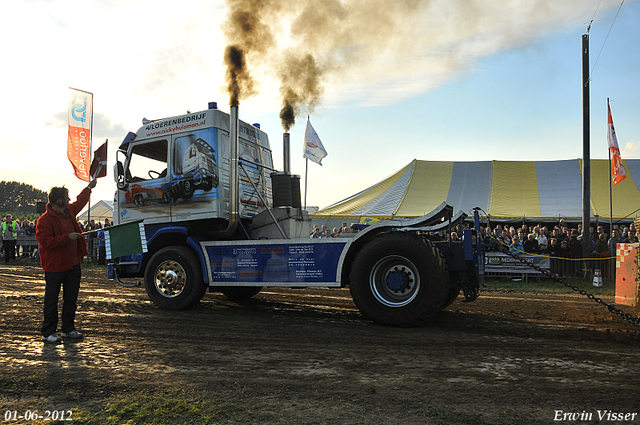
491, 242, 640, 327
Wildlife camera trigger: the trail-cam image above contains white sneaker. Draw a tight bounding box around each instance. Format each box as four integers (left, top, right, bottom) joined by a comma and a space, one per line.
61, 330, 83, 339
42, 334, 61, 343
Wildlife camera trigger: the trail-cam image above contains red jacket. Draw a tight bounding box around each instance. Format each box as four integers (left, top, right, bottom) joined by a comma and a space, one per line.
36, 187, 91, 272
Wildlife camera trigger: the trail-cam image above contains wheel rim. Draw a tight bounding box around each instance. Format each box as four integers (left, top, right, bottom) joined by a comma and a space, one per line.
369, 255, 420, 307
154, 260, 186, 298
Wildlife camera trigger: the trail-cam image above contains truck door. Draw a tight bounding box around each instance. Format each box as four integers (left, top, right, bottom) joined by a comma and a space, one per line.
117, 138, 170, 223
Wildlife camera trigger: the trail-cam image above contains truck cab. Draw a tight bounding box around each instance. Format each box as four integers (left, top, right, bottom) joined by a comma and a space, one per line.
114, 103, 273, 227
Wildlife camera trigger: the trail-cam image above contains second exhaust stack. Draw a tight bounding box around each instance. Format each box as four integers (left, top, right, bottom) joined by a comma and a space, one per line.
283, 132, 291, 174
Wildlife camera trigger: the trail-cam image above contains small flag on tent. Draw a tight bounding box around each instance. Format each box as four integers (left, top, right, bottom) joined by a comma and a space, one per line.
67, 88, 93, 182
607, 101, 626, 186
105, 219, 148, 259
90, 140, 108, 179
303, 117, 328, 165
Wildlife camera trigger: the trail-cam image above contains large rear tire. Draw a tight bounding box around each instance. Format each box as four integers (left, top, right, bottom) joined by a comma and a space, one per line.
144, 246, 207, 310
349, 233, 449, 326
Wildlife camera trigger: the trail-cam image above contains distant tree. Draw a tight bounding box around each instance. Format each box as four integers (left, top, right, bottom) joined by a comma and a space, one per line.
0, 181, 48, 218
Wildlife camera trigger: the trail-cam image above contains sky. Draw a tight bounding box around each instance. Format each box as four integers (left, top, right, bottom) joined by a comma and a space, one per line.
1, 0, 639, 215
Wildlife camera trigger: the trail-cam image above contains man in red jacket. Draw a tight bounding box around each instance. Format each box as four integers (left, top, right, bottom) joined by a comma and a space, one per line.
36, 180, 96, 343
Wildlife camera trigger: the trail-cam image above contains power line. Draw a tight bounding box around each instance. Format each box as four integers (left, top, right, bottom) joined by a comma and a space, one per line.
590, 0, 625, 80
586, 0, 604, 32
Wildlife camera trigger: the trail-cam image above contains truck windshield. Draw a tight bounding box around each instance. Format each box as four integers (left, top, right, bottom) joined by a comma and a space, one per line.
127, 139, 168, 182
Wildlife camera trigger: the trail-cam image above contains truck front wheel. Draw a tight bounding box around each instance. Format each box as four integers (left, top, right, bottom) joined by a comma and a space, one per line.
349, 233, 448, 326
144, 246, 207, 310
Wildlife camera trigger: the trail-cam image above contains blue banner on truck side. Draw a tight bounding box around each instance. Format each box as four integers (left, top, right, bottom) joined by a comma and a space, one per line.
202, 240, 349, 285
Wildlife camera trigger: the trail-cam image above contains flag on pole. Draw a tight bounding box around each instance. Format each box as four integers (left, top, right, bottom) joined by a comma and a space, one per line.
67, 88, 93, 182
105, 219, 148, 259
607, 102, 626, 186
303, 117, 328, 165
90, 140, 108, 179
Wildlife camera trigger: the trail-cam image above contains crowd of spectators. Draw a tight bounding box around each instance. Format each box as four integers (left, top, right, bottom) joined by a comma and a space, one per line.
81, 218, 112, 265
310, 221, 356, 238
478, 221, 636, 277
1, 214, 38, 262
408, 219, 636, 278
479, 221, 638, 257
0, 215, 112, 264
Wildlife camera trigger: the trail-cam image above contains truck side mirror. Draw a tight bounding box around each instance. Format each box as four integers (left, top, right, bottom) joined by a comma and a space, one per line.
115, 161, 128, 190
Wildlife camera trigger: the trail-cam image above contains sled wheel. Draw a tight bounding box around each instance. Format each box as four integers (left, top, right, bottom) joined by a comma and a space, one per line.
145, 246, 206, 310
349, 232, 448, 326
218, 286, 263, 301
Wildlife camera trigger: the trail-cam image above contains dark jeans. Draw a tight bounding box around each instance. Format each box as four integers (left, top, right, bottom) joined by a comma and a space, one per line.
4, 239, 16, 262
41, 264, 82, 337
98, 246, 106, 265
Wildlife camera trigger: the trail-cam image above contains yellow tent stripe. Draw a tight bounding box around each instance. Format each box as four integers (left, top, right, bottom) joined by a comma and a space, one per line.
587, 159, 640, 219
394, 160, 453, 217
489, 161, 540, 218
314, 162, 412, 217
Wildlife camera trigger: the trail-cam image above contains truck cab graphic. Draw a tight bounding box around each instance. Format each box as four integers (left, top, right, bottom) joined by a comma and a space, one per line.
164, 136, 219, 201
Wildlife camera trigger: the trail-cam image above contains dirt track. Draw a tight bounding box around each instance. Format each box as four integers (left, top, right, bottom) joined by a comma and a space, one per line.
1, 264, 640, 424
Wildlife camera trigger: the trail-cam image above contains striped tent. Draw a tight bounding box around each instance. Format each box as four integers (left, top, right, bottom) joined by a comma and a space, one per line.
312, 159, 640, 221
78, 200, 114, 222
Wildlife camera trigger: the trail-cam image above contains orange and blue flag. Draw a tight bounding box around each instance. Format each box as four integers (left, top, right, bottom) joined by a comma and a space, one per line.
67, 88, 93, 182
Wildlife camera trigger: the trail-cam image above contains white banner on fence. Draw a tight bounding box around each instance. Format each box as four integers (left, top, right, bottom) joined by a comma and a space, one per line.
484, 252, 550, 275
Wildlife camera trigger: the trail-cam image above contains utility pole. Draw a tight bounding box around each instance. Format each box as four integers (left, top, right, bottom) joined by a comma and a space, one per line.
582, 33, 591, 274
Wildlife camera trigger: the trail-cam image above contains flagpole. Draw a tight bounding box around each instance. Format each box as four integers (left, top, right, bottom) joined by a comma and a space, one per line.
608, 98, 614, 235
304, 158, 309, 210
87, 93, 94, 231
304, 115, 309, 210
609, 148, 613, 235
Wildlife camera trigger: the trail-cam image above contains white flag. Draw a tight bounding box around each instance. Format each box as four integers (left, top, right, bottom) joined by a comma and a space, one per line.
303, 118, 327, 165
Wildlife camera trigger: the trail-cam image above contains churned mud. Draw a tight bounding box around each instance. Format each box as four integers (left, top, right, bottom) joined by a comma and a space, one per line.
1, 264, 639, 424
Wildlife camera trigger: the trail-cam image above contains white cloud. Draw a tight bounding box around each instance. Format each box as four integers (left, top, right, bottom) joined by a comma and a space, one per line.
623, 141, 640, 159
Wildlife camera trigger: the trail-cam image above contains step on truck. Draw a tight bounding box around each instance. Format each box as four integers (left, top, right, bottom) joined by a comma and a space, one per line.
109, 102, 483, 326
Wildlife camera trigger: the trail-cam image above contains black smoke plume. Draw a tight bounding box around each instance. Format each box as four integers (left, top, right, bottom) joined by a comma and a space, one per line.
278, 53, 323, 132
222, 0, 279, 106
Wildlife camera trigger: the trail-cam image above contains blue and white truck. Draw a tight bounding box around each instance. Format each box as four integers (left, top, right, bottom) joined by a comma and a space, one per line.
109, 102, 482, 326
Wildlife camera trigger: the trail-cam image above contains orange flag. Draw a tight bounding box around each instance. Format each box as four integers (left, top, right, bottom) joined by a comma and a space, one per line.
67, 88, 93, 182
607, 101, 626, 186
